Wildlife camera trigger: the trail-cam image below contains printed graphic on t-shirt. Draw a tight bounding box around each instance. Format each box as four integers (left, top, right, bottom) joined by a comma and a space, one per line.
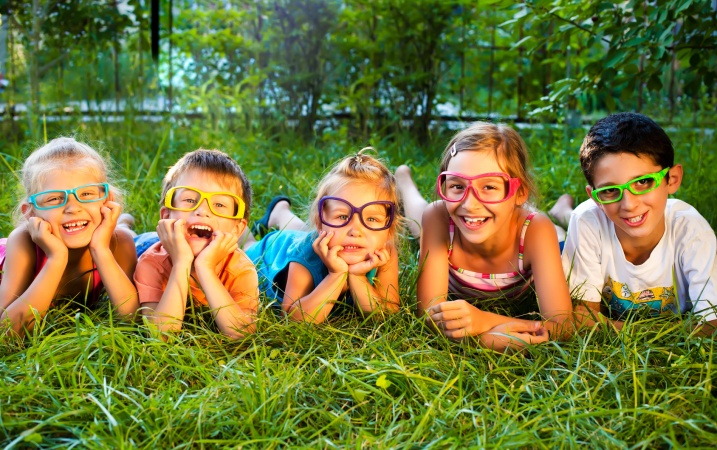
602, 276, 677, 319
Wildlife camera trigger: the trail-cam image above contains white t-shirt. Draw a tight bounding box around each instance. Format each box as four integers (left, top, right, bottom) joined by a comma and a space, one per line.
561, 199, 717, 322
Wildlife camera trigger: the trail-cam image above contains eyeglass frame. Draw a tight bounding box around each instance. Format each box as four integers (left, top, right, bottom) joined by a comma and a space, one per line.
590, 167, 671, 205
164, 186, 246, 219
318, 196, 396, 231
436, 171, 522, 204
28, 183, 110, 210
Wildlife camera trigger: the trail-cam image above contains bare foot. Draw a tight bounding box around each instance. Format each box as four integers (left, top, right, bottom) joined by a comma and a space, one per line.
549, 194, 575, 228
267, 199, 293, 229
395, 165, 417, 193
395, 165, 427, 239
117, 213, 137, 237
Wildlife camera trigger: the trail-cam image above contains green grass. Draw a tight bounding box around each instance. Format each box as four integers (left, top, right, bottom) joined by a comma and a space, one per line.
1, 119, 716, 448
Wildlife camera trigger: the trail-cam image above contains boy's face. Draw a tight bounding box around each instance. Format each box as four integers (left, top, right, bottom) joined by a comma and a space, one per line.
161, 169, 247, 256
586, 152, 682, 252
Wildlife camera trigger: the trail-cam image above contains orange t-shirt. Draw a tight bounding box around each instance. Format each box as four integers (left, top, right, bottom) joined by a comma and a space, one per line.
134, 242, 259, 313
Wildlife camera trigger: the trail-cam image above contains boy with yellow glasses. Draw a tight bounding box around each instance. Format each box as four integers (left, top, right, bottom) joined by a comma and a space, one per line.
134, 149, 259, 339
561, 113, 717, 333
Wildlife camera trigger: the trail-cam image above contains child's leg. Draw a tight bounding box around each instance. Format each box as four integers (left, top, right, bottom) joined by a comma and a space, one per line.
395, 165, 428, 239
117, 213, 137, 238
549, 194, 574, 229
242, 198, 306, 249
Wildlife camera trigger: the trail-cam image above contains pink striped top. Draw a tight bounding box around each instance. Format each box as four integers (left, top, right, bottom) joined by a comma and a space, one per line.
447, 212, 536, 302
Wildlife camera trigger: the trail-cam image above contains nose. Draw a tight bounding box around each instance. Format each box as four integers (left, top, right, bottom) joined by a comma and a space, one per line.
63, 193, 83, 213
193, 198, 212, 216
462, 185, 485, 209
346, 212, 364, 236
620, 189, 640, 210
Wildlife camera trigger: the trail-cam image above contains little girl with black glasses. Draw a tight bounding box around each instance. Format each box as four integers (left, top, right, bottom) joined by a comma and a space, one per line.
243, 148, 402, 323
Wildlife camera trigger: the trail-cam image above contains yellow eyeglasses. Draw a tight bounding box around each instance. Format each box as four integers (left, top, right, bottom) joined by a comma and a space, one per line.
164, 186, 246, 219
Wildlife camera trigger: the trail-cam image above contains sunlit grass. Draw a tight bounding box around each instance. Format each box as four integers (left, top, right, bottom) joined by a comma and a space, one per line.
1, 120, 716, 447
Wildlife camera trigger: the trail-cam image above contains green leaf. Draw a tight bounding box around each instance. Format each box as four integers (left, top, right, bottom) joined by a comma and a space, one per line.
376, 375, 392, 389
647, 74, 662, 91
689, 52, 701, 68
23, 433, 43, 444
510, 36, 534, 51
605, 94, 616, 112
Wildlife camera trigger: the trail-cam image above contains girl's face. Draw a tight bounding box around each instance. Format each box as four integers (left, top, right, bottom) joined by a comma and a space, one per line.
319, 182, 392, 266
443, 150, 525, 246
22, 168, 109, 249
161, 169, 247, 256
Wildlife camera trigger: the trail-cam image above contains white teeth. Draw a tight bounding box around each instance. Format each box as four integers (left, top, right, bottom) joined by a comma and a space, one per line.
464, 217, 487, 225
628, 215, 644, 223
63, 221, 88, 231
190, 225, 212, 231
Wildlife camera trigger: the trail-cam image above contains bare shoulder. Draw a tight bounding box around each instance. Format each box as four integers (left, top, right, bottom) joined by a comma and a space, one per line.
113, 227, 138, 255
421, 201, 450, 240
522, 211, 560, 252
5, 225, 35, 254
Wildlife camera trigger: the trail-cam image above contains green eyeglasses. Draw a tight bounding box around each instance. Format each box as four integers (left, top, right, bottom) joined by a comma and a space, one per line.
591, 167, 670, 204
28, 183, 109, 210
165, 186, 246, 219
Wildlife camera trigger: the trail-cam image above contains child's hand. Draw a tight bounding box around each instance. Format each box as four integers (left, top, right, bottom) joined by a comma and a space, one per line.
27, 217, 68, 261
347, 247, 390, 276
156, 219, 194, 266
426, 300, 491, 340
194, 231, 238, 270
90, 200, 121, 251
485, 321, 549, 346
312, 230, 348, 274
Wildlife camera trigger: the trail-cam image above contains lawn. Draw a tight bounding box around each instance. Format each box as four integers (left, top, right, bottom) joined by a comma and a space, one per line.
1, 120, 716, 448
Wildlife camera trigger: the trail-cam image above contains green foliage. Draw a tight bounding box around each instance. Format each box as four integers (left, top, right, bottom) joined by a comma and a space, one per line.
1, 287, 716, 447
513, 0, 717, 121
0, 117, 716, 447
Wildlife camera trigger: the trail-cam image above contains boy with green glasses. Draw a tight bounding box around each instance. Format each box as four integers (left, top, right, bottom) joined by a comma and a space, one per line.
560, 113, 716, 333
134, 149, 259, 339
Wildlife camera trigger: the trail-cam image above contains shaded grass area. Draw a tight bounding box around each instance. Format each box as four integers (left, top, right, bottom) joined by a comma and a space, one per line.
1, 308, 716, 448
1, 120, 716, 447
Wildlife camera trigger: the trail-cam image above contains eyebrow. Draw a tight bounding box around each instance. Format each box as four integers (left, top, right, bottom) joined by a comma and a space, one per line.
595, 171, 657, 188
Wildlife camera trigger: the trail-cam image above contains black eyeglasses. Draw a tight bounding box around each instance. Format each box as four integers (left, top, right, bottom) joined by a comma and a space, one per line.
318, 197, 395, 231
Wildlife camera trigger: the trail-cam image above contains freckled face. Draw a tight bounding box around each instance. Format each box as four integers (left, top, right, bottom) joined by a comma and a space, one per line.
161, 170, 246, 256
319, 182, 392, 266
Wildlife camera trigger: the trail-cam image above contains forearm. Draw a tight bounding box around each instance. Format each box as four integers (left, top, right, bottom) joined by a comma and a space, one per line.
91, 248, 139, 317
573, 302, 624, 331
195, 267, 256, 339
347, 274, 399, 316
286, 272, 346, 323
145, 263, 191, 333
2, 257, 66, 336
543, 312, 575, 340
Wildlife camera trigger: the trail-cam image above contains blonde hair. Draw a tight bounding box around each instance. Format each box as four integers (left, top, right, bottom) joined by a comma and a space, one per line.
307, 148, 402, 240
439, 122, 538, 202
14, 137, 121, 224
161, 149, 252, 219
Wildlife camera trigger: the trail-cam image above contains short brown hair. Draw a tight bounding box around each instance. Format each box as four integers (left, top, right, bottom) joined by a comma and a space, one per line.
161, 149, 252, 219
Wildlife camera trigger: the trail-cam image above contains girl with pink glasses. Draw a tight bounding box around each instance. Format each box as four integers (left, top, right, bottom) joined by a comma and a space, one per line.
397, 122, 572, 352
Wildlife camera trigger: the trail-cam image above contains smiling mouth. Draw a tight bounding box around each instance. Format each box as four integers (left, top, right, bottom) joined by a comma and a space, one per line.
63, 221, 88, 233
188, 224, 213, 239
462, 217, 489, 228
623, 213, 647, 226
